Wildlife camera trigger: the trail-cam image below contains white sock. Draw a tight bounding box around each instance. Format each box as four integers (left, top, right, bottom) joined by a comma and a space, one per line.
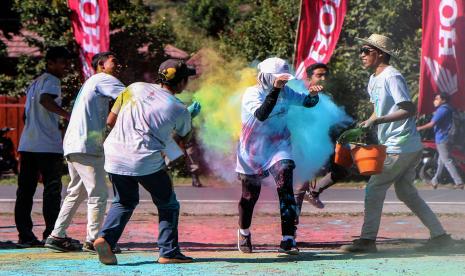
282, 235, 294, 241
239, 229, 250, 236
282, 235, 296, 245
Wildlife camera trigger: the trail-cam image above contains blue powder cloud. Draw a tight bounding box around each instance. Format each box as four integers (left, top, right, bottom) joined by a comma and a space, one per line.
286, 79, 353, 183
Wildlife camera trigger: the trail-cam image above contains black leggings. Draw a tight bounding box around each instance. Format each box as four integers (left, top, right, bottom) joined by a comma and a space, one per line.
238, 160, 297, 236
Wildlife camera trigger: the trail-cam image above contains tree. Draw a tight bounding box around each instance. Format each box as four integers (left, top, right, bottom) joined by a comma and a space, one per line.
3, 0, 425, 122
219, 0, 299, 62
5, 0, 79, 107
0, 0, 176, 110
183, 0, 231, 37
108, 0, 176, 85
329, 0, 422, 119
181, 0, 422, 121
0, 0, 21, 55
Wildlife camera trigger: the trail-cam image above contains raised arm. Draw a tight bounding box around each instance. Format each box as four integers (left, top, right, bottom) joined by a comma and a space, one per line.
39, 94, 70, 120
283, 83, 320, 108
254, 87, 281, 121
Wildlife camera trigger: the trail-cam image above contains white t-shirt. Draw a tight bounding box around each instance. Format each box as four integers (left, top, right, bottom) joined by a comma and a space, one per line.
368, 66, 422, 154
236, 84, 311, 175
18, 73, 63, 153
104, 82, 192, 176
63, 73, 125, 156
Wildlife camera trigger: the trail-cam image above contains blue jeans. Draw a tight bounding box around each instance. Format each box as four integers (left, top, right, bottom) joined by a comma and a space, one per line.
99, 169, 181, 257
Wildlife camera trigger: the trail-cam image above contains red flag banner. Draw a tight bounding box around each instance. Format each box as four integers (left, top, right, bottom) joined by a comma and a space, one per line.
68, 0, 110, 78
419, 0, 465, 114
294, 0, 347, 79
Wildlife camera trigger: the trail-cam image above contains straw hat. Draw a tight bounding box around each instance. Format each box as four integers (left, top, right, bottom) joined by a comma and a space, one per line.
356, 34, 399, 58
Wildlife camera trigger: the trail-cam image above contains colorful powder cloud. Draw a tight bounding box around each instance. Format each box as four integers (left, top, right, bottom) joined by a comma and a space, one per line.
190, 50, 352, 183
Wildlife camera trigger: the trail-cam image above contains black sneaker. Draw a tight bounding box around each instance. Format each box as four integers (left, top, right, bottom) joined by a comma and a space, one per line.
158, 252, 194, 264
416, 234, 454, 252
83, 241, 96, 253
112, 244, 122, 254
237, 230, 252, 253
16, 238, 44, 248
278, 239, 299, 255
340, 238, 377, 253
44, 236, 82, 252
47, 236, 80, 244
192, 174, 203, 187
68, 237, 81, 244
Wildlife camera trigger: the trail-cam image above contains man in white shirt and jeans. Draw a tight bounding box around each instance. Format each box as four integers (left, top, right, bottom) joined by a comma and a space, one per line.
15, 46, 71, 248
45, 52, 125, 252
93, 59, 195, 265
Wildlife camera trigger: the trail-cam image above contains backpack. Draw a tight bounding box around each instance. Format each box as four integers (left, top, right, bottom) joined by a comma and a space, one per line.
448, 108, 465, 150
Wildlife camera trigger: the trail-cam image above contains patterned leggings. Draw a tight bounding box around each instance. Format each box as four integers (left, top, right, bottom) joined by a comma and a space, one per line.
238, 160, 298, 236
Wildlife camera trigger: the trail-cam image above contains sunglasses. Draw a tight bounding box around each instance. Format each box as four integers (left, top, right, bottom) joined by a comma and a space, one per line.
359, 47, 376, 55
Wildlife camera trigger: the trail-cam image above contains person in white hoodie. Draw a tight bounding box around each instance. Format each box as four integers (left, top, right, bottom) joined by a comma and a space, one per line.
236, 57, 321, 255
45, 52, 125, 252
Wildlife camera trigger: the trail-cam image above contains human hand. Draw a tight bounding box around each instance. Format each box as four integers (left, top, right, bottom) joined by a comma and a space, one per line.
188, 101, 201, 118
273, 75, 291, 89
308, 85, 324, 96
358, 117, 377, 129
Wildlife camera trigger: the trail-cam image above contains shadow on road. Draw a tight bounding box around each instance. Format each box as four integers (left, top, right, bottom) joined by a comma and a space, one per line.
119, 261, 156, 266
108, 238, 465, 267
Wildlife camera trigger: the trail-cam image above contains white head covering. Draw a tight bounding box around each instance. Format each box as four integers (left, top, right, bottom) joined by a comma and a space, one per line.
256, 57, 294, 91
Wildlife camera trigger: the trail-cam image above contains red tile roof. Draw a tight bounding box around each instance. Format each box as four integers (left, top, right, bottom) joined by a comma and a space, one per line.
0, 30, 41, 58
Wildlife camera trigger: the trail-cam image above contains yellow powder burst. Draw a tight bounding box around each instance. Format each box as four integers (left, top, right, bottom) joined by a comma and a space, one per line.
189, 48, 256, 152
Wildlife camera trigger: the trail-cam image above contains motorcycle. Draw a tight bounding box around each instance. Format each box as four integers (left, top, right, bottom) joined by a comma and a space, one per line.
0, 127, 18, 177
417, 139, 465, 185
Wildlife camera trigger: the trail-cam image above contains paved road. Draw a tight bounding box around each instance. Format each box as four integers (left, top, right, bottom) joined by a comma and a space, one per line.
1, 248, 464, 276
1, 213, 465, 275
1, 186, 464, 275
1, 184, 464, 214
1, 184, 464, 203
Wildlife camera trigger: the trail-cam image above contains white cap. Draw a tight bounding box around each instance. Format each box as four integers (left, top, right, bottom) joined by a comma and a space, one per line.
257, 57, 294, 79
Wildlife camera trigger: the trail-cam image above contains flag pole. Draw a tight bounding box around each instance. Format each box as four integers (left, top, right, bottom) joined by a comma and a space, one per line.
292, 0, 303, 70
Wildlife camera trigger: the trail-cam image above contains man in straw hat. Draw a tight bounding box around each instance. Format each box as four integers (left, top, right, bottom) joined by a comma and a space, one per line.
340, 34, 453, 253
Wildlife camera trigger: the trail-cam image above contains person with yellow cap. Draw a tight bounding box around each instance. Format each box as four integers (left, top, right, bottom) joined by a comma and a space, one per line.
93, 59, 196, 265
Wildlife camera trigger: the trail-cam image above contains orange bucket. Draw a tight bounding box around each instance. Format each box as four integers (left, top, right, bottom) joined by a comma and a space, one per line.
351, 145, 387, 175
334, 143, 353, 168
